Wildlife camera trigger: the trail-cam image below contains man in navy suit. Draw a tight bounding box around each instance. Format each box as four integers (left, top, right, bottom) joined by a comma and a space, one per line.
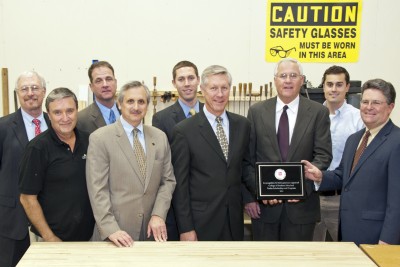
303, 78, 400, 245
0, 71, 48, 267
152, 60, 203, 240
171, 65, 255, 241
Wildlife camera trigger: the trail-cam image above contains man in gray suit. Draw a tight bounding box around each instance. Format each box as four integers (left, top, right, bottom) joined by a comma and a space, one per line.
86, 81, 176, 247
152, 60, 203, 240
77, 61, 119, 134
0, 71, 48, 267
243, 58, 332, 241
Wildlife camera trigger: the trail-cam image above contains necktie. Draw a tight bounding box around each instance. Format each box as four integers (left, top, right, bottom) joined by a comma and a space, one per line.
351, 130, 371, 172
109, 109, 116, 124
277, 105, 289, 162
133, 128, 146, 181
188, 108, 196, 117
32, 119, 41, 136
215, 117, 229, 161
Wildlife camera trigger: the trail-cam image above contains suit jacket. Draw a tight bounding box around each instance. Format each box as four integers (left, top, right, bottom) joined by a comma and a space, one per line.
321, 120, 400, 245
171, 110, 255, 241
86, 120, 176, 241
243, 96, 332, 225
0, 109, 49, 240
152, 101, 204, 143
77, 102, 109, 134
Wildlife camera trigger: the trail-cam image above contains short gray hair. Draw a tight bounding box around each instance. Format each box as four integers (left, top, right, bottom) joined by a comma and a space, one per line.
274, 58, 303, 76
201, 65, 232, 87
117, 81, 150, 104
15, 71, 46, 90
45, 87, 78, 112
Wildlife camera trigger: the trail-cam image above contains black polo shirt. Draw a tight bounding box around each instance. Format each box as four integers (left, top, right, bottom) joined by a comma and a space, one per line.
19, 126, 94, 241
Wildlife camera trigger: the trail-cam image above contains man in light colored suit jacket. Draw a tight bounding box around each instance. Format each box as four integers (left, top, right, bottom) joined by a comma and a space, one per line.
243, 58, 332, 241
77, 61, 120, 134
304, 78, 400, 245
86, 81, 176, 247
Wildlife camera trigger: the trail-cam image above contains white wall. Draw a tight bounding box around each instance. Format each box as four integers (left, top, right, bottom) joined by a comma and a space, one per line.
0, 0, 399, 124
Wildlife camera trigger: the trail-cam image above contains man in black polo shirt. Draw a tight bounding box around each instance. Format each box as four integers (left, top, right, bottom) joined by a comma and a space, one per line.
19, 87, 94, 241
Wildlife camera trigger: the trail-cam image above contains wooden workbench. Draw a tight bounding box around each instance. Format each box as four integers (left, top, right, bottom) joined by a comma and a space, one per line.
17, 241, 376, 267
360, 245, 400, 267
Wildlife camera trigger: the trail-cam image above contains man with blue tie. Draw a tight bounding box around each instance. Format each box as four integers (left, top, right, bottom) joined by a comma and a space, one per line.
303, 78, 400, 245
0, 71, 49, 267
152, 60, 203, 240
77, 61, 119, 134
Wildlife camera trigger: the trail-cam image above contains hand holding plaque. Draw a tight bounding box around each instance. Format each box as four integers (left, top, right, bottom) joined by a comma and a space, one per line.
256, 162, 305, 200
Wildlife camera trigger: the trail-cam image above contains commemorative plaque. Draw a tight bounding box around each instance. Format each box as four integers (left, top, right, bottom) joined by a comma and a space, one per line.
256, 162, 305, 200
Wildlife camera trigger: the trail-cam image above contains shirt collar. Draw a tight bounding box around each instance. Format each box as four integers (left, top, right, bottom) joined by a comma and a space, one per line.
95, 100, 118, 116
20, 108, 45, 125
366, 118, 390, 137
120, 116, 144, 134
178, 99, 200, 117
276, 95, 299, 112
203, 105, 228, 125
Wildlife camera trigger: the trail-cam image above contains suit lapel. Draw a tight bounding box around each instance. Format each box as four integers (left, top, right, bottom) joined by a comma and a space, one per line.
227, 112, 236, 166
114, 121, 145, 187
347, 121, 393, 183
172, 101, 187, 123
260, 98, 281, 158
143, 125, 156, 191
198, 111, 226, 162
91, 103, 107, 129
12, 109, 29, 148
288, 97, 312, 161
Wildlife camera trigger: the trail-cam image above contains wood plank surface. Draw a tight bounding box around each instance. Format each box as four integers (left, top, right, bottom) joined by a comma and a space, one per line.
360, 245, 400, 267
17, 241, 376, 267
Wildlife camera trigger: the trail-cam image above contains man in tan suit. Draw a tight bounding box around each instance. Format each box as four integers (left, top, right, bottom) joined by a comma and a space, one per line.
86, 81, 176, 247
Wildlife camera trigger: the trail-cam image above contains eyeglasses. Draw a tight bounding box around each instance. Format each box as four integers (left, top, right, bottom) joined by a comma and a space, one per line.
18, 85, 43, 94
270, 46, 296, 58
360, 100, 386, 107
275, 73, 302, 81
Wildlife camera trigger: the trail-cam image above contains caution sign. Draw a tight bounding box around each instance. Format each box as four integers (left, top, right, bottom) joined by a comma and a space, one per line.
265, 0, 362, 63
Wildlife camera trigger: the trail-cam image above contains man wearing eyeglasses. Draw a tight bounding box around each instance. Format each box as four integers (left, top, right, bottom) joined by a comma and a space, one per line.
77, 61, 120, 134
0, 71, 49, 267
303, 79, 400, 245
313, 66, 364, 242
243, 58, 332, 241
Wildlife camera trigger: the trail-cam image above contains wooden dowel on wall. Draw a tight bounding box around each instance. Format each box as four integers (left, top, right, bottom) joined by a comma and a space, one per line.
2, 68, 10, 116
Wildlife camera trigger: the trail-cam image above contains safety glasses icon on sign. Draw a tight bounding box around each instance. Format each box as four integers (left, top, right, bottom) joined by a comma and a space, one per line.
270, 46, 296, 58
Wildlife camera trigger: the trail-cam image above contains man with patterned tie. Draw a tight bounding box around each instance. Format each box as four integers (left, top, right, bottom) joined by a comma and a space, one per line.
77, 61, 119, 134
303, 78, 400, 245
86, 81, 176, 247
152, 60, 204, 240
171, 65, 255, 241
243, 58, 332, 241
0, 71, 49, 267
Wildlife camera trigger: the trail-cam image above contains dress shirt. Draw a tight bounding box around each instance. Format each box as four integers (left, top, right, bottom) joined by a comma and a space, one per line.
324, 101, 364, 170
275, 95, 299, 144
120, 116, 146, 153
21, 108, 48, 141
203, 106, 230, 142
178, 99, 200, 118
95, 100, 119, 125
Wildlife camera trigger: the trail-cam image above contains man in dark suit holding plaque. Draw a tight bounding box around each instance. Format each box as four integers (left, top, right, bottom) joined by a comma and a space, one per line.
243, 58, 332, 241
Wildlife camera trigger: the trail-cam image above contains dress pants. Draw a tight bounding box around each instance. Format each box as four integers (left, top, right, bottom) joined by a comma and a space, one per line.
0, 233, 30, 267
313, 195, 340, 241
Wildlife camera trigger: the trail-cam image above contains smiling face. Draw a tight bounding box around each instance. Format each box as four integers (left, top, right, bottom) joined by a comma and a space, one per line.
173, 66, 199, 106
274, 61, 304, 104
323, 73, 349, 107
48, 97, 78, 138
201, 74, 230, 117
360, 89, 394, 130
119, 86, 148, 127
89, 66, 117, 107
16, 75, 46, 116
